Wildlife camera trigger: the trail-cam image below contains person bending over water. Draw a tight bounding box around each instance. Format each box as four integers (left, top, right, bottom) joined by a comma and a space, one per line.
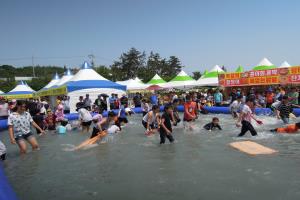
204, 117, 222, 131
229, 95, 242, 119
8, 100, 45, 154
90, 111, 116, 138
142, 105, 160, 135
159, 104, 175, 144
78, 106, 93, 133
270, 122, 300, 134
236, 98, 263, 137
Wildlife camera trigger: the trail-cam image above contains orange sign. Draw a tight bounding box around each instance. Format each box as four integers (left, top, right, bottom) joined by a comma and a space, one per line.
219, 66, 300, 87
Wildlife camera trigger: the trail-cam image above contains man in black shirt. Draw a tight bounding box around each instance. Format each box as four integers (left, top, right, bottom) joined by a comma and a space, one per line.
160, 104, 175, 144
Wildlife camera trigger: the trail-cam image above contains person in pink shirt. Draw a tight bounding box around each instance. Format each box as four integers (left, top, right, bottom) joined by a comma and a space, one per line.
55, 104, 65, 122
236, 98, 263, 137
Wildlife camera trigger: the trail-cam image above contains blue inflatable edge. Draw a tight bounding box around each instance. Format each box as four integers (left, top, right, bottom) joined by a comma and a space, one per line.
0, 163, 18, 200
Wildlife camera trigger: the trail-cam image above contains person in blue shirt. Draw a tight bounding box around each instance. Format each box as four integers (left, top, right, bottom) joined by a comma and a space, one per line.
150, 93, 158, 105
213, 89, 223, 107
109, 94, 115, 110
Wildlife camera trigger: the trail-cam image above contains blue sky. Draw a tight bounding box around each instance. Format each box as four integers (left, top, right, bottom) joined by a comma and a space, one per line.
1, 0, 300, 73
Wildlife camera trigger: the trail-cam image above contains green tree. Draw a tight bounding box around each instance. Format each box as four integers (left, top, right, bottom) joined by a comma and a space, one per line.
112, 48, 146, 81
94, 65, 112, 80
192, 71, 202, 80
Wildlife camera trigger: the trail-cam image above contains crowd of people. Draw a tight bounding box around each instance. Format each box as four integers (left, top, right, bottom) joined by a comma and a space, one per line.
1, 85, 300, 160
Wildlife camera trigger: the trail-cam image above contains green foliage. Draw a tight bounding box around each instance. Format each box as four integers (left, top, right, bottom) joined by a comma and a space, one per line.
192, 71, 202, 80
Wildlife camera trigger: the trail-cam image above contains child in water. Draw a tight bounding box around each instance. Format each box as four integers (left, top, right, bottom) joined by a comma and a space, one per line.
203, 117, 222, 131
270, 122, 300, 134
55, 104, 65, 122
56, 119, 72, 134
45, 109, 56, 131
160, 104, 175, 144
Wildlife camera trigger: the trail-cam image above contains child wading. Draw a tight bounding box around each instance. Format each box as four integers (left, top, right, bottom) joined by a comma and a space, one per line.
203, 117, 222, 131
236, 98, 263, 137
159, 104, 175, 144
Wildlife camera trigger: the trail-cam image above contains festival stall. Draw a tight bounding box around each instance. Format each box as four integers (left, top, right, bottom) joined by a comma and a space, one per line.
37, 61, 126, 112
219, 64, 300, 87
163, 70, 197, 89
3, 81, 35, 99
196, 65, 224, 86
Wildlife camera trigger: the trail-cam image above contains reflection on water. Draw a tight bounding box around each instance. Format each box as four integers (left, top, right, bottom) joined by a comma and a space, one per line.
1, 114, 300, 200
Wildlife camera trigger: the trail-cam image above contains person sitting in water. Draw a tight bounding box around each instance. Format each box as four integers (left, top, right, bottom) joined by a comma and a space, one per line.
124, 107, 135, 116
159, 104, 175, 144
55, 104, 65, 122
78, 106, 93, 133
229, 95, 243, 119
203, 117, 222, 131
45, 109, 56, 131
270, 122, 300, 134
56, 119, 72, 134
0, 140, 6, 161
142, 105, 160, 135
236, 98, 263, 137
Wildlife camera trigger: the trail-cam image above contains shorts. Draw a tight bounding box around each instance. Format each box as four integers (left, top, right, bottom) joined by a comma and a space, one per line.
48, 125, 56, 130
118, 117, 128, 124
15, 132, 34, 142
142, 120, 154, 130
183, 118, 194, 122
82, 121, 92, 127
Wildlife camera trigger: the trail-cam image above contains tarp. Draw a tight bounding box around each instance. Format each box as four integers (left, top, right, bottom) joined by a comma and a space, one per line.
117, 79, 148, 90
147, 74, 167, 85
4, 81, 35, 99
252, 58, 276, 71
164, 70, 197, 89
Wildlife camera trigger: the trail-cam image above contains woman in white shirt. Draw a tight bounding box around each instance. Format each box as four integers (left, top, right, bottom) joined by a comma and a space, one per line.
78, 106, 93, 133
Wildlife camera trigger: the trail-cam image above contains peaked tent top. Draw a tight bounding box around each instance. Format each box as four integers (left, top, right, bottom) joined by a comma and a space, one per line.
43, 73, 60, 89
235, 66, 244, 72
69, 68, 107, 82
82, 61, 92, 69
257, 58, 273, 66
147, 74, 167, 84
209, 65, 224, 73
7, 81, 35, 94
170, 70, 194, 82
279, 61, 291, 68
117, 79, 147, 90
53, 69, 73, 87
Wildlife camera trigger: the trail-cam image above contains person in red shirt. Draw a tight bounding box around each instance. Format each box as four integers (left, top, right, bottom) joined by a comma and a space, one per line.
183, 95, 197, 122
270, 122, 300, 134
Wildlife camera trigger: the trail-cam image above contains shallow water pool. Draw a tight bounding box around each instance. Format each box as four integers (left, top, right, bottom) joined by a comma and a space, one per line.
1, 114, 300, 200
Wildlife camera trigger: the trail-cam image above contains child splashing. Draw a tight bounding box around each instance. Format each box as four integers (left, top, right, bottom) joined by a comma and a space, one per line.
159, 104, 175, 144
204, 117, 222, 131
142, 105, 160, 135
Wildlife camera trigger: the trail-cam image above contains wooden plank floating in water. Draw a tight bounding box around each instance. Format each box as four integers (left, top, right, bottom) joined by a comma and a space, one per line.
230, 141, 278, 155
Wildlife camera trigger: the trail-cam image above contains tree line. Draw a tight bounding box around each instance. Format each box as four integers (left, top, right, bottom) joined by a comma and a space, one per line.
0, 48, 202, 92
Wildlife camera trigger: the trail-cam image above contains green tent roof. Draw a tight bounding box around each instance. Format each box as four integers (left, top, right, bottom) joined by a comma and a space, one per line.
252, 65, 276, 71
147, 74, 166, 84
169, 70, 194, 82
235, 66, 244, 72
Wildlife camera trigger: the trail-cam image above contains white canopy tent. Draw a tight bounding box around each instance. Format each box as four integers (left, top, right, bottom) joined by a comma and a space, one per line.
279, 61, 291, 68
64, 61, 126, 112
53, 69, 74, 87
0, 90, 4, 94
116, 79, 148, 90
164, 70, 197, 89
195, 65, 224, 86
42, 73, 60, 89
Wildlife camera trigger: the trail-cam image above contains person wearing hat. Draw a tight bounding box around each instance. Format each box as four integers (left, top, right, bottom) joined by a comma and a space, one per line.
229, 95, 243, 118
0, 96, 9, 120
236, 98, 263, 137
